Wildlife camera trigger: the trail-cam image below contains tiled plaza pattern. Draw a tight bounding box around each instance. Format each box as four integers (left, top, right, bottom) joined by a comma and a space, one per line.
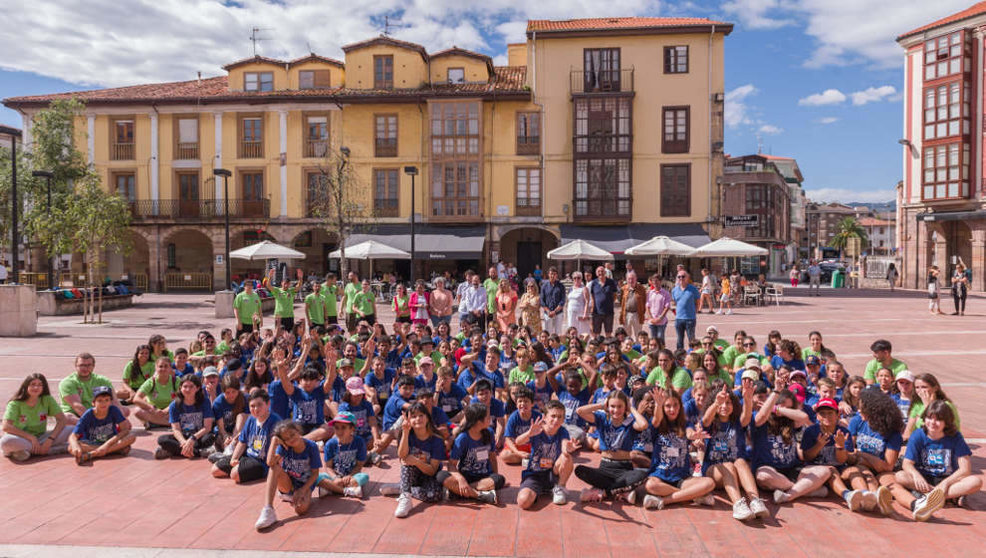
0, 287, 984, 557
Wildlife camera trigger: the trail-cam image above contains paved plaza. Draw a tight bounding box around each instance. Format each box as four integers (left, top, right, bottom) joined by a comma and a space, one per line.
1, 286, 985, 557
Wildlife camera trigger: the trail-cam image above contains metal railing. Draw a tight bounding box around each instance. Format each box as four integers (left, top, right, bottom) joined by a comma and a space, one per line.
18, 272, 48, 288
111, 143, 135, 160
175, 142, 199, 160
304, 139, 329, 158
570, 68, 634, 94
163, 272, 213, 291
128, 199, 270, 219
240, 140, 263, 158
373, 200, 399, 217
375, 138, 397, 157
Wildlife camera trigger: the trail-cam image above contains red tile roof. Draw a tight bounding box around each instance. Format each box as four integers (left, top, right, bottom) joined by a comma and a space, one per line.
858, 217, 894, 227
898, 2, 986, 40
761, 154, 793, 160
527, 16, 731, 34
287, 54, 344, 68
341, 35, 429, 59
221, 55, 287, 71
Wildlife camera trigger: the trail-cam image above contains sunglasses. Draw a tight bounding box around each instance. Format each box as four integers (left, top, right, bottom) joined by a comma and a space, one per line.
743, 343, 755, 347
677, 275, 686, 278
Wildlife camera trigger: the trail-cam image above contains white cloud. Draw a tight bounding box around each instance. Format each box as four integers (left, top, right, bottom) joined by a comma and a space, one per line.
758, 124, 783, 135
725, 84, 757, 127
798, 89, 846, 106
817, 116, 839, 124
0, 0, 662, 88
850, 85, 896, 105
805, 187, 895, 203
722, 0, 796, 30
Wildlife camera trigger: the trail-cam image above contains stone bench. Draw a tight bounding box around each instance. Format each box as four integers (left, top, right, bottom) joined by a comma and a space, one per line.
38, 291, 137, 316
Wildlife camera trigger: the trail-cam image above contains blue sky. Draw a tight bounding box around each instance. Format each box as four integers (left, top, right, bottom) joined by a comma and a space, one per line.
0, 0, 973, 202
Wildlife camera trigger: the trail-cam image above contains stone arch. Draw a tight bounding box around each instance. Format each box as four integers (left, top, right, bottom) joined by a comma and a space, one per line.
161, 228, 214, 275
290, 228, 340, 277
496, 226, 561, 281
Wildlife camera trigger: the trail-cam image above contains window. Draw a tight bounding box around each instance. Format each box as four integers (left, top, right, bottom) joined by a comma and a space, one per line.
664, 46, 689, 74
430, 102, 480, 157
304, 115, 329, 158
244, 72, 274, 92
114, 173, 135, 202
923, 82, 969, 140
374, 55, 394, 89
574, 159, 630, 219
924, 32, 968, 81
574, 97, 632, 154
373, 169, 399, 217
516, 112, 540, 155
167, 243, 176, 268
299, 69, 330, 90
111, 119, 134, 160
430, 102, 482, 219
374, 115, 398, 157
447, 67, 465, 83
240, 116, 263, 158
744, 184, 774, 238
431, 162, 480, 218
662, 106, 689, 153
922, 143, 970, 200
515, 167, 541, 216
660, 164, 690, 217
177, 172, 200, 218
240, 171, 265, 217
305, 172, 327, 217
175, 117, 198, 159
583, 48, 621, 92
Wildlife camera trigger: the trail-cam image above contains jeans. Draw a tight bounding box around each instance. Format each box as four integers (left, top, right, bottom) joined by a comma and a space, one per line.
674, 318, 696, 351
648, 323, 667, 345
430, 315, 452, 328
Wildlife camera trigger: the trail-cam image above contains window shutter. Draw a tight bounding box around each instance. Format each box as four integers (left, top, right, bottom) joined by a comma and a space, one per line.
313, 70, 330, 88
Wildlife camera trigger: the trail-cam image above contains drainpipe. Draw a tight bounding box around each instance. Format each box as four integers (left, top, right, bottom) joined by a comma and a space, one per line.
708, 25, 716, 233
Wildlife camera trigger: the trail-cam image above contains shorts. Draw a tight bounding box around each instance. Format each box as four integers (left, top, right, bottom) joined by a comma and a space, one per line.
396, 316, 412, 324
520, 470, 557, 494
325, 315, 338, 325
363, 314, 376, 326
646, 472, 685, 488
923, 474, 948, 487
214, 454, 267, 482
775, 466, 803, 483
436, 470, 506, 490
719, 294, 729, 303
237, 323, 255, 333
591, 314, 614, 334
277, 316, 295, 330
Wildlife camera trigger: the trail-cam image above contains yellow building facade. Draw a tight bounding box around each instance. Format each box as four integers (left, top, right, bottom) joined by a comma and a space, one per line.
5, 18, 731, 291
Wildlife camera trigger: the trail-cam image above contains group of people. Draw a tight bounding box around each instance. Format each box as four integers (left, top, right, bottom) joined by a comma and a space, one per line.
1, 265, 980, 533
927, 262, 972, 316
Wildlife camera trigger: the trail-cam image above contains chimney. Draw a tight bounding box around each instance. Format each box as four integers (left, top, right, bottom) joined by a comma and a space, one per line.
197, 71, 202, 84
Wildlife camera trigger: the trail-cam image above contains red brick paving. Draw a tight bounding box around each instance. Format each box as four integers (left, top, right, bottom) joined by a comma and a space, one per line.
1, 287, 985, 556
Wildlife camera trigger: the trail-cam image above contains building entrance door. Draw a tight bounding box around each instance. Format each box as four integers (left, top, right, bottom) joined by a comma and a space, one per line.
516, 241, 542, 281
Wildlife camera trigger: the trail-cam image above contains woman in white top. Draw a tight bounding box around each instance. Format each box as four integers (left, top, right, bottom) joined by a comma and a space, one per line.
565, 271, 590, 336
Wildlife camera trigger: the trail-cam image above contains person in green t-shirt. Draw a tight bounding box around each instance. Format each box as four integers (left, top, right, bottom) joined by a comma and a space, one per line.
267, 267, 304, 331
233, 281, 263, 333
305, 282, 327, 327
342, 271, 362, 333
483, 266, 500, 315
119, 344, 155, 403
720, 330, 748, 372
864, 339, 908, 385
352, 279, 377, 325
59, 353, 126, 421
2, 373, 71, 461
321, 272, 342, 325
132, 358, 178, 427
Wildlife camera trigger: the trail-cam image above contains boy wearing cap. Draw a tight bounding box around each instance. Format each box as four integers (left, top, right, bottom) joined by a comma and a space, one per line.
414, 357, 438, 392
318, 411, 370, 498
801, 398, 860, 511
68, 386, 136, 465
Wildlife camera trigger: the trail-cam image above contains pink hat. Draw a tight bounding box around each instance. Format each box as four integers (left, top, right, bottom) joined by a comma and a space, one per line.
788, 383, 806, 404
419, 356, 434, 366
345, 376, 366, 395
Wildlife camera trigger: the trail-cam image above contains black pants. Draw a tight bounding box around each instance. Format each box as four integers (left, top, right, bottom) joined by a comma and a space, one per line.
953, 291, 967, 313
214, 454, 267, 482
574, 459, 649, 497
277, 316, 295, 331
157, 432, 216, 457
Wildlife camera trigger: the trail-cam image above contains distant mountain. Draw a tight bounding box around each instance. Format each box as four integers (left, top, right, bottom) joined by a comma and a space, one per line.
848, 201, 895, 212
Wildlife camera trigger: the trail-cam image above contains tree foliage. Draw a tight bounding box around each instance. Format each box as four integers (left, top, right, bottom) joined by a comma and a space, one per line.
307, 147, 370, 277
830, 217, 868, 257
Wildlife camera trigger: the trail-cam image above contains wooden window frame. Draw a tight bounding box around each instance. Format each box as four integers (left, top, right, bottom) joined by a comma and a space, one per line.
299, 69, 330, 90
238, 169, 266, 218
923, 82, 969, 142
582, 48, 621, 92
175, 171, 202, 218
110, 116, 135, 161
516, 111, 540, 155
515, 167, 542, 216
921, 142, 970, 201
372, 168, 400, 217
662, 106, 690, 154
573, 158, 631, 221
374, 114, 398, 157
660, 164, 691, 218
304, 169, 327, 217
374, 55, 394, 89
429, 101, 483, 220
111, 171, 137, 202
574, 97, 632, 156
663, 46, 689, 74
238, 114, 264, 159
447, 67, 465, 83
173, 115, 199, 160
302, 112, 330, 158
923, 31, 969, 82
244, 71, 274, 92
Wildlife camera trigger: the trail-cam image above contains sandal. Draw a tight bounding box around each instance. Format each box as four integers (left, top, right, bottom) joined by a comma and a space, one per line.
580, 488, 605, 503
76, 451, 92, 466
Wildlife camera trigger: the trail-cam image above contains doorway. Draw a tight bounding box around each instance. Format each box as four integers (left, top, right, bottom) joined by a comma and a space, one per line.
516, 241, 542, 280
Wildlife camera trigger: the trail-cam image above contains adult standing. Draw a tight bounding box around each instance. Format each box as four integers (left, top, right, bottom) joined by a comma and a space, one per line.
321, 273, 342, 326
807, 260, 821, 296
698, 269, 715, 314
565, 271, 590, 336
233, 280, 262, 333
950, 263, 969, 316
266, 267, 303, 331
455, 270, 473, 318
670, 270, 700, 351
789, 265, 800, 288
429, 277, 453, 327
518, 280, 542, 336
410, 280, 431, 326
484, 267, 500, 319
644, 273, 671, 345
495, 279, 518, 331
342, 271, 362, 333
304, 282, 326, 329
618, 272, 647, 337
460, 273, 489, 327
539, 267, 566, 335
587, 266, 617, 337
0, 260, 7, 284
885, 263, 898, 292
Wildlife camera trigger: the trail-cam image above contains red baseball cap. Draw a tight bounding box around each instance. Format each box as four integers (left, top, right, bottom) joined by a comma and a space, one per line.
814, 398, 838, 412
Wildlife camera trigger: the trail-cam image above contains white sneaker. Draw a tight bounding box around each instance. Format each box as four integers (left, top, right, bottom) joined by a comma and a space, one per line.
643, 494, 664, 510
379, 483, 402, 496
552, 485, 567, 505
255, 506, 277, 531
693, 494, 715, 507
344, 485, 363, 498
748, 497, 768, 518
773, 489, 790, 505
318, 486, 331, 498
912, 487, 945, 522
861, 490, 878, 512
621, 489, 636, 505
580, 488, 605, 503
876, 485, 894, 516
395, 493, 413, 518
725, 309, 733, 315
478, 490, 498, 504
732, 497, 754, 521
278, 491, 294, 503
9, 450, 30, 462
844, 490, 863, 512
714, 310, 722, 315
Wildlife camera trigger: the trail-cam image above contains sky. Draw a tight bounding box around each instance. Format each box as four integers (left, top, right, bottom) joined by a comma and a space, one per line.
0, 0, 975, 203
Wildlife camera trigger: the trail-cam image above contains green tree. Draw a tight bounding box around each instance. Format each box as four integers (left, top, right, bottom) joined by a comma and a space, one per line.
830, 217, 868, 259
0, 145, 40, 254
308, 147, 369, 278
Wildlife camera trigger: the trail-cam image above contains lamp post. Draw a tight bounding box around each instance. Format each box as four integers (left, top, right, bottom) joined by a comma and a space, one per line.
337, 147, 350, 276
213, 168, 232, 290
8, 132, 17, 284
31, 170, 55, 290
404, 166, 418, 284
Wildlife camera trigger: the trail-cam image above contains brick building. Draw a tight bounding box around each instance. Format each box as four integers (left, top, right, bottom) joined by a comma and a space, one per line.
722, 154, 792, 275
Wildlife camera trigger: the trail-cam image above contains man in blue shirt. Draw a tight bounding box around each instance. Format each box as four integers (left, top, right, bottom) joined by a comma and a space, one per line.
671, 270, 700, 351
588, 266, 617, 336
539, 267, 566, 335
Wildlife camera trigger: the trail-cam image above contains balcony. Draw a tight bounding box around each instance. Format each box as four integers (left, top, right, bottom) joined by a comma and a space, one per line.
111, 143, 135, 161
304, 139, 329, 159
175, 142, 199, 160
375, 138, 397, 158
373, 199, 399, 218
570, 68, 634, 95
127, 199, 270, 220
239, 140, 263, 159
515, 200, 541, 217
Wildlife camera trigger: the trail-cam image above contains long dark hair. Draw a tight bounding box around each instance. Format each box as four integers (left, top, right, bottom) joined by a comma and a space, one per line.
221, 375, 246, 417
767, 390, 797, 444
406, 401, 437, 438
178, 373, 205, 408
655, 390, 687, 437
858, 388, 904, 437
12, 373, 51, 402
454, 402, 492, 445
245, 358, 273, 391
129, 344, 152, 379
915, 373, 950, 403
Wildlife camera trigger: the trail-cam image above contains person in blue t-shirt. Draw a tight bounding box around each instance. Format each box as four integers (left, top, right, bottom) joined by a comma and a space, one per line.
155, 374, 216, 460
459, 346, 506, 399
67, 386, 136, 466
279, 351, 334, 442
642, 388, 715, 510
840, 389, 904, 516
526, 361, 559, 412
337, 376, 380, 465
556, 368, 593, 444
515, 401, 575, 508
892, 400, 982, 521
212, 375, 246, 451
364, 355, 396, 413
437, 403, 504, 504
801, 398, 860, 512
212, 390, 280, 484
470, 379, 505, 448
374, 376, 417, 456
255, 420, 323, 531
670, 271, 700, 351
573, 391, 650, 503
435, 366, 468, 422
316, 411, 369, 499
501, 387, 541, 465
386, 401, 448, 519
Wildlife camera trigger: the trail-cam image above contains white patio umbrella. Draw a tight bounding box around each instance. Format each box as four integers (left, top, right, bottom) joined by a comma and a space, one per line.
689, 237, 768, 257
329, 240, 410, 279
547, 239, 613, 277
625, 236, 695, 256
229, 240, 306, 261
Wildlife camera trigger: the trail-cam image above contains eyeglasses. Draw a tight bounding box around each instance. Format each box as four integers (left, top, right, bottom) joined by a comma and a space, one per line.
701, 342, 712, 346
677, 275, 686, 279
743, 343, 755, 347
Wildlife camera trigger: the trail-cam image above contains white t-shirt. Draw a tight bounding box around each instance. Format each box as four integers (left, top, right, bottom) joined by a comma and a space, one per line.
0, 264, 7, 280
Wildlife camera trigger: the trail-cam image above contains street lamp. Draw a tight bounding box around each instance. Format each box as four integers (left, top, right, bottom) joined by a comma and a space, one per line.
213, 168, 232, 291
31, 170, 55, 290
7, 130, 17, 284
404, 166, 418, 284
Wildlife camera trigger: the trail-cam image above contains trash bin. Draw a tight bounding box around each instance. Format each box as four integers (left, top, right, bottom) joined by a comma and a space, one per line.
831, 269, 844, 289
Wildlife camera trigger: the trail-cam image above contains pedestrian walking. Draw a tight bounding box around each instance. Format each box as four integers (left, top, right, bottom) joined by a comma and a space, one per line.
807, 261, 821, 296
885, 262, 898, 292
927, 265, 944, 315
950, 263, 969, 316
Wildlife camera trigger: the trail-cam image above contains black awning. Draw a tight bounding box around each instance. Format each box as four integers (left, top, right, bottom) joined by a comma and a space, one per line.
560, 223, 711, 254
916, 210, 986, 222
346, 224, 485, 259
